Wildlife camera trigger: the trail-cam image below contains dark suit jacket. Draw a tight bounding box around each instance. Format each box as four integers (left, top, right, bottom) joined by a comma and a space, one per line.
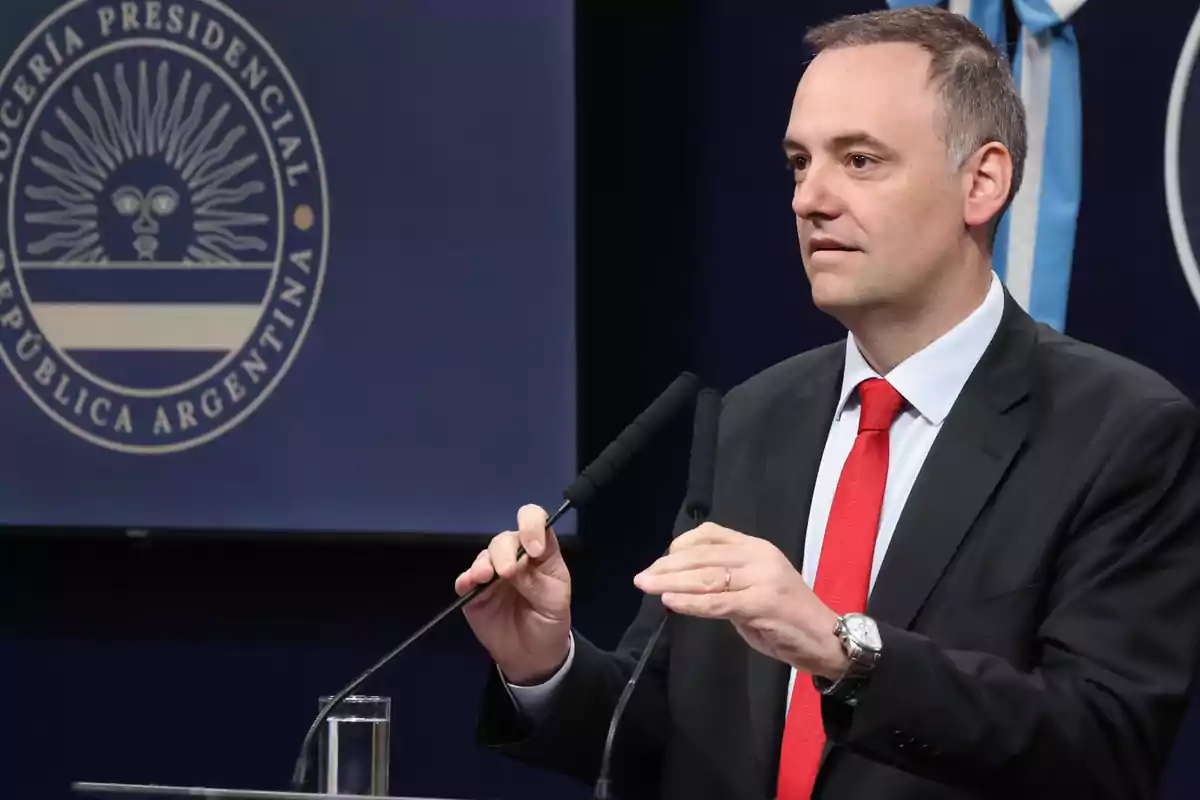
477, 295, 1200, 799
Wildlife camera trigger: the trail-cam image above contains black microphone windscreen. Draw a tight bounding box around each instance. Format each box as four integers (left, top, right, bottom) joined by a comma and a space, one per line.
563, 371, 701, 507
684, 388, 722, 521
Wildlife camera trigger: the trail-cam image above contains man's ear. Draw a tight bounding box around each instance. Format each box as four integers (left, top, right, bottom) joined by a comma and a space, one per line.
963, 142, 1014, 230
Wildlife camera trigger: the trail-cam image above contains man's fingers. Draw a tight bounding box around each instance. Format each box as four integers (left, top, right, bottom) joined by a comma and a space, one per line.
635, 566, 733, 596
469, 548, 494, 583
661, 591, 733, 619
669, 522, 740, 553
455, 549, 495, 595
517, 503, 557, 560
458, 503, 564, 597
488, 530, 523, 579
639, 544, 742, 576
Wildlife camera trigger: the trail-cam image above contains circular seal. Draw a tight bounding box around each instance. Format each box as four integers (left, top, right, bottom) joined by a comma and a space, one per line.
0, 0, 328, 453
1166, 8, 1200, 314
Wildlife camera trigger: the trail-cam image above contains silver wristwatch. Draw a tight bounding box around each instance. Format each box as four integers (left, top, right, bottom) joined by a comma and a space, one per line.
812, 612, 882, 706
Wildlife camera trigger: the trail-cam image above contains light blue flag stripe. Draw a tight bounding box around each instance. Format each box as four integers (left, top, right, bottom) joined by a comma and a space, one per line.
993, 169, 1014, 285
968, 0, 1007, 50
1026, 26, 1081, 330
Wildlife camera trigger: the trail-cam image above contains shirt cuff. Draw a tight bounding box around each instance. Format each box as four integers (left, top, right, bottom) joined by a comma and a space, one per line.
499, 632, 576, 723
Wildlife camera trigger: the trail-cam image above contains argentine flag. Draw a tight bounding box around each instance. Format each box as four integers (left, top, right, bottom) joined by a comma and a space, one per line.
886, 0, 1088, 332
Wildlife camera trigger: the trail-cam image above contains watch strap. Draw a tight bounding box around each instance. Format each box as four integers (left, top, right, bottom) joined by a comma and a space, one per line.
813, 614, 879, 706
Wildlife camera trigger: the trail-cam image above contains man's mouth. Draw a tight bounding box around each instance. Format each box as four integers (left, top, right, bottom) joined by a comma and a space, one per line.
809, 237, 857, 253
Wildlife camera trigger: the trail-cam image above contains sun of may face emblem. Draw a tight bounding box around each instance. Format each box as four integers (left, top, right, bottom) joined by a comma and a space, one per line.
23, 58, 271, 266
0, 0, 329, 454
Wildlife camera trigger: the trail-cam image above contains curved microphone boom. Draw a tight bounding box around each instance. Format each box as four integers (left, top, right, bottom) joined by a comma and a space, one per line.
594, 387, 723, 800
290, 371, 702, 791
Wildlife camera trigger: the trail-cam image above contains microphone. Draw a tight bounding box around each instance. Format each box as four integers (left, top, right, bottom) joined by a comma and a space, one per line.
682, 387, 721, 522
290, 371, 702, 791
462, 369, 703, 603
593, 387, 723, 800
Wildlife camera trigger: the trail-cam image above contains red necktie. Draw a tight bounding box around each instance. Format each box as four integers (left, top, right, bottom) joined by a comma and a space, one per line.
775, 377, 905, 799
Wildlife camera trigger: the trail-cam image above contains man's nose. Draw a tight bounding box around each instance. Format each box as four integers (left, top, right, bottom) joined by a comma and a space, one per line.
791, 163, 840, 220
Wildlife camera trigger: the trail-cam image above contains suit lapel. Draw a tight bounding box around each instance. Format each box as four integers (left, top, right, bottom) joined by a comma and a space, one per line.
868, 296, 1037, 629
743, 346, 844, 793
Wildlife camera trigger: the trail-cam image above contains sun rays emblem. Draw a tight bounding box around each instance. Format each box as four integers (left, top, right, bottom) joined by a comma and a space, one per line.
0, 0, 328, 454
23, 60, 272, 266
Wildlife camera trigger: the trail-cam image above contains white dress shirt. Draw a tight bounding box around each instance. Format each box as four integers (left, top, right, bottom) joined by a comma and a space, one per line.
507, 272, 1006, 721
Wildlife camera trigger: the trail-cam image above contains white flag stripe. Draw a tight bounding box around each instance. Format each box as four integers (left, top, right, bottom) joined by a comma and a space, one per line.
949, 0, 971, 17
1047, 0, 1088, 22
30, 304, 260, 351
1003, 27, 1054, 312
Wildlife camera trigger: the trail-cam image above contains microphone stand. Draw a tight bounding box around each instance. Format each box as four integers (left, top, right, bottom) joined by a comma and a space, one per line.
290, 372, 701, 791
291, 500, 572, 789
593, 387, 722, 800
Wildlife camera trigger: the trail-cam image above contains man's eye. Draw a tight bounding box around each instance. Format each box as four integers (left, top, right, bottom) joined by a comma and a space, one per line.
849, 154, 874, 169
787, 155, 809, 171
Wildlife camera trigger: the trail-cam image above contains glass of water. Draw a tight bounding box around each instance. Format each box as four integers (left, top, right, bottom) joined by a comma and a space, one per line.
316, 694, 391, 796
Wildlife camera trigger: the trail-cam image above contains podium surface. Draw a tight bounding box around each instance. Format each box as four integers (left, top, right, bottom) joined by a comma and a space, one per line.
72, 783, 465, 800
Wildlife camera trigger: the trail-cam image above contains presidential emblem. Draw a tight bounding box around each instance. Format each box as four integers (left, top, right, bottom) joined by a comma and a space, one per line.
0, 0, 328, 453
1167, 7, 1200, 315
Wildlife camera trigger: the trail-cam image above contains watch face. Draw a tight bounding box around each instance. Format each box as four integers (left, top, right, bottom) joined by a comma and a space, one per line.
844, 614, 882, 649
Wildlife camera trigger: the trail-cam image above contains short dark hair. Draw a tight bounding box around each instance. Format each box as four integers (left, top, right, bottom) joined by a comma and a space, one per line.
805, 6, 1027, 226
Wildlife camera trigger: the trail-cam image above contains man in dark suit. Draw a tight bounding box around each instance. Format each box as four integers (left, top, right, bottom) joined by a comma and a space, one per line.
454, 6, 1200, 799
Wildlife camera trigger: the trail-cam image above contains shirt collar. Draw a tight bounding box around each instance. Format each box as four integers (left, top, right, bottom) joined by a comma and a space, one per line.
836, 272, 1005, 426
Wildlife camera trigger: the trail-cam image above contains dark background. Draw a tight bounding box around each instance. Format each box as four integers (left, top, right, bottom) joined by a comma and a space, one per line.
6, 1, 1200, 799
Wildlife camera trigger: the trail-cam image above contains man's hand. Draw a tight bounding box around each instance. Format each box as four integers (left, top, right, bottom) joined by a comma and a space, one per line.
455, 504, 573, 686
633, 522, 849, 679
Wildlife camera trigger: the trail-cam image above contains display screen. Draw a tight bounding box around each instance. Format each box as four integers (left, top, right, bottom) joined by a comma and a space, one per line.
0, 0, 577, 535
